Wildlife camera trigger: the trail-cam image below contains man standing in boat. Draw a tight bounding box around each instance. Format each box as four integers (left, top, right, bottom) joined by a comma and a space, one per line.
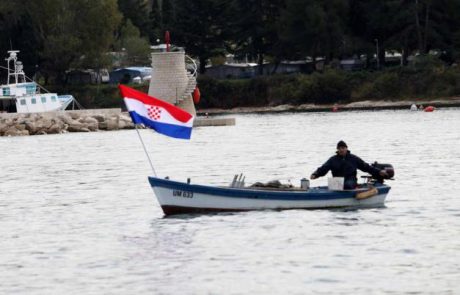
310, 141, 387, 189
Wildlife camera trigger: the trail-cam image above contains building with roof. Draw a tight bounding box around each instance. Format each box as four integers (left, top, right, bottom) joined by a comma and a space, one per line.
109, 67, 152, 84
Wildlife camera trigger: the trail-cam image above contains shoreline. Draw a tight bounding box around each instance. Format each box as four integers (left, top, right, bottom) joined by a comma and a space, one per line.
0, 109, 134, 137
2, 97, 459, 137
0, 109, 234, 137
197, 97, 460, 115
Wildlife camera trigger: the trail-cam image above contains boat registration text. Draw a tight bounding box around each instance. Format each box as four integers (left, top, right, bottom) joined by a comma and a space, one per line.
172, 190, 194, 198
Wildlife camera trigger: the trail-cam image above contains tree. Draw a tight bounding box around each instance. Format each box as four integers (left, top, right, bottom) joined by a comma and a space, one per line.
228, 0, 285, 75
31, 0, 122, 83
348, 0, 460, 67
117, 0, 152, 39
1, 0, 122, 84
347, 0, 404, 68
281, 0, 348, 62
447, 0, 460, 61
115, 19, 152, 66
0, 2, 42, 77
149, 0, 177, 43
168, 0, 230, 74
416, 0, 460, 59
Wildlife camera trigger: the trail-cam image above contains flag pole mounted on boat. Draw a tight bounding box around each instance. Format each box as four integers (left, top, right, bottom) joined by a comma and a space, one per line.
119, 84, 195, 177
134, 125, 157, 176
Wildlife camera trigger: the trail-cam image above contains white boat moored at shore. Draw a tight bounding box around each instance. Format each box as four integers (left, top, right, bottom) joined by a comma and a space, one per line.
0, 50, 77, 114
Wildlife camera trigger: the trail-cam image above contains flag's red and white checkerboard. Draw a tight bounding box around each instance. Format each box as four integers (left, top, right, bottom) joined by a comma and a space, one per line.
147, 106, 162, 120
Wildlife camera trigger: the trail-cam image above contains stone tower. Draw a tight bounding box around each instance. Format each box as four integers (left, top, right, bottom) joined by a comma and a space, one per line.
148, 51, 197, 116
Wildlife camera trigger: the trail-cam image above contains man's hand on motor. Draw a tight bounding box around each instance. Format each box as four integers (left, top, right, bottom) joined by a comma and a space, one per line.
379, 170, 388, 177
310, 174, 317, 180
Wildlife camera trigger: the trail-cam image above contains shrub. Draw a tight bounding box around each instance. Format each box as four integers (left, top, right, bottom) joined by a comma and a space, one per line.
309, 70, 351, 103
372, 72, 401, 99
267, 75, 302, 105
268, 80, 301, 105
351, 82, 374, 100
46, 58, 460, 110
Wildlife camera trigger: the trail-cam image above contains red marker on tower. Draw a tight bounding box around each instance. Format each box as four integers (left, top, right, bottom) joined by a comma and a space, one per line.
165, 31, 170, 52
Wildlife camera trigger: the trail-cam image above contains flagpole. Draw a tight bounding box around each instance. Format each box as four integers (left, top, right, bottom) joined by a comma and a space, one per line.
135, 125, 157, 176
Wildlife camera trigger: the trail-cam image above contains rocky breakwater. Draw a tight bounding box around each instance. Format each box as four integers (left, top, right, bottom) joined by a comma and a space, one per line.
0, 109, 134, 136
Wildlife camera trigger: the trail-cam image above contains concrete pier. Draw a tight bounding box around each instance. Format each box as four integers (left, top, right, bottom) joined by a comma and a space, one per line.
194, 117, 236, 127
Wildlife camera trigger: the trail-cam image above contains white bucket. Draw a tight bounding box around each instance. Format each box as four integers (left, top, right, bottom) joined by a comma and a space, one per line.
328, 177, 344, 191
300, 178, 310, 190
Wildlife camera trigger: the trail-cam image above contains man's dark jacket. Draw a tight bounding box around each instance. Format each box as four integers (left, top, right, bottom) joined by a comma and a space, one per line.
312, 151, 381, 185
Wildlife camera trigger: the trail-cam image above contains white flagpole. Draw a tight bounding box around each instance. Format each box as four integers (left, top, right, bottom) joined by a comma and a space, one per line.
135, 125, 157, 176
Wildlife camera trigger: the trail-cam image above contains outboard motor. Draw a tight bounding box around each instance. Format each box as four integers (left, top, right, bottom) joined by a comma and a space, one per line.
370, 162, 395, 183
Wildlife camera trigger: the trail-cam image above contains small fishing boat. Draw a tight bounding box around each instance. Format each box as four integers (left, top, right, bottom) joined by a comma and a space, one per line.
149, 164, 394, 216
0, 50, 78, 113
118, 83, 395, 217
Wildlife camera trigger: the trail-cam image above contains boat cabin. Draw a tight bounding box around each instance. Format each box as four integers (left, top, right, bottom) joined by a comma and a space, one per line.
0, 82, 62, 113
1, 50, 74, 114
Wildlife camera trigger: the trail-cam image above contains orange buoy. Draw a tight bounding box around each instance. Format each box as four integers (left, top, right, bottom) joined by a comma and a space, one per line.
193, 86, 200, 104
424, 106, 435, 112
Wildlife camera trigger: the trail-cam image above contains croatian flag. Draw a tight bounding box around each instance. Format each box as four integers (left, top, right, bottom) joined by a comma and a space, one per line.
119, 85, 194, 139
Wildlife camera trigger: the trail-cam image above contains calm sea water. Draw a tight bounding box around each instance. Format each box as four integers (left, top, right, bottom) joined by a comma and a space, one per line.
1, 109, 459, 294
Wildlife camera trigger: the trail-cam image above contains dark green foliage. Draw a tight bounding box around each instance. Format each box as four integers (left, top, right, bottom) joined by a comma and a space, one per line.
115, 19, 151, 66
166, 0, 230, 73
373, 72, 401, 99
0, 0, 122, 85
196, 76, 268, 108
196, 68, 460, 109
196, 71, 350, 108
266, 75, 302, 105
41, 66, 460, 110
2, 0, 460, 105
228, 0, 285, 73
281, 0, 348, 61
309, 71, 351, 103
117, 0, 151, 38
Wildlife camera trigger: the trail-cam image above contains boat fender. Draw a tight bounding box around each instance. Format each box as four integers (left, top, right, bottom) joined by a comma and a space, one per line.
193, 86, 200, 104
424, 106, 435, 112
355, 187, 378, 200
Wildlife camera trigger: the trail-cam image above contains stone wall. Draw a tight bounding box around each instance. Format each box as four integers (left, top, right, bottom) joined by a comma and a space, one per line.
0, 109, 134, 136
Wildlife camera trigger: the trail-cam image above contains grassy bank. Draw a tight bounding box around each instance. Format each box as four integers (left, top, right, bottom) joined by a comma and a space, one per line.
47, 61, 460, 110
197, 64, 460, 109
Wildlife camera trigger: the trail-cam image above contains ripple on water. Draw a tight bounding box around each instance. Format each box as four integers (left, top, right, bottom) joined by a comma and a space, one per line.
1, 109, 460, 294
